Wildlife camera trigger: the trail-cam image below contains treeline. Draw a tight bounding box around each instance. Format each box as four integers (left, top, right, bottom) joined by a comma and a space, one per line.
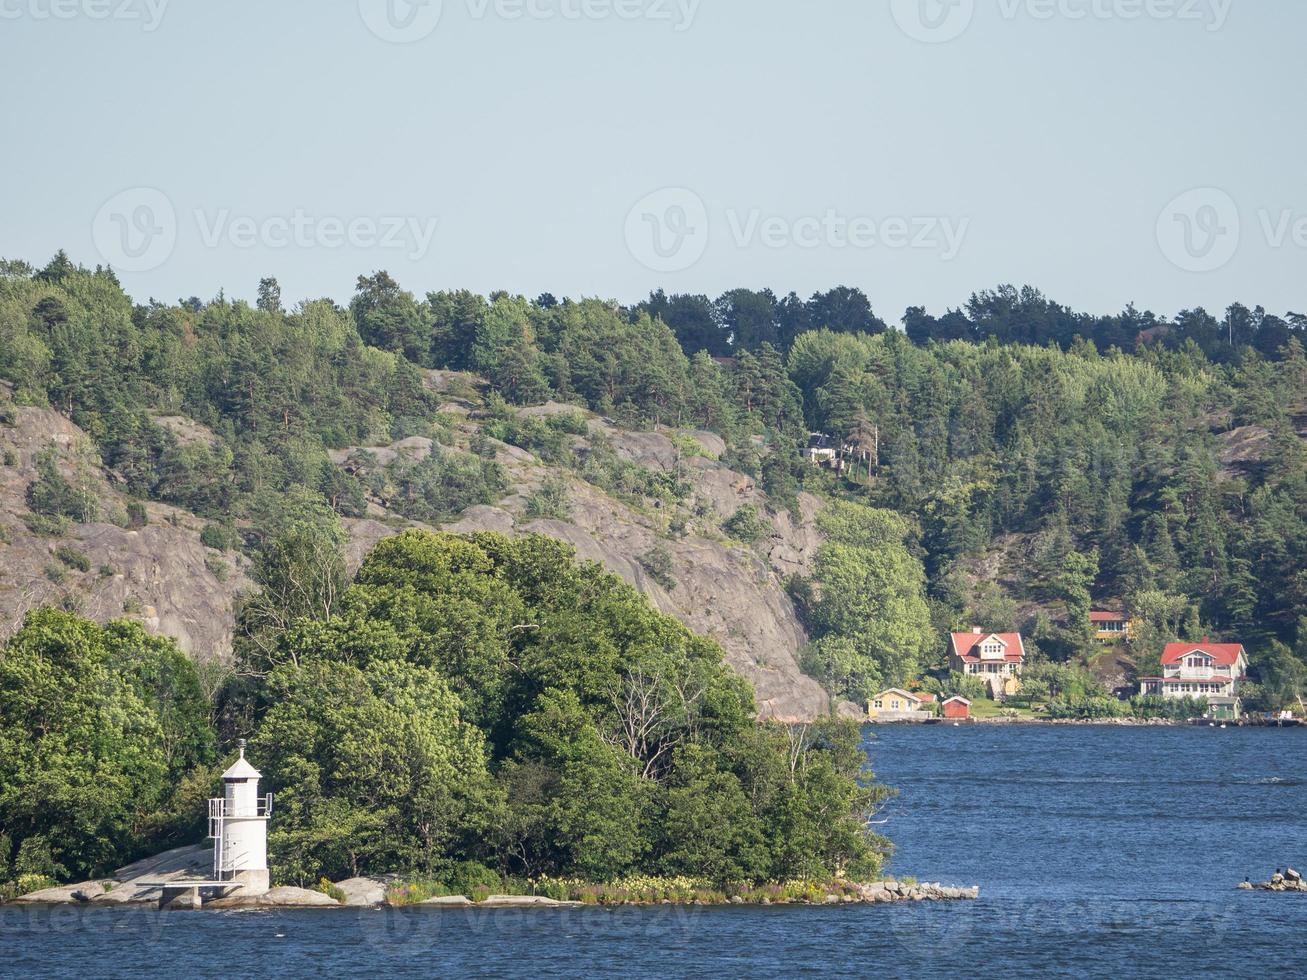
3, 254, 1306, 709
0, 532, 888, 890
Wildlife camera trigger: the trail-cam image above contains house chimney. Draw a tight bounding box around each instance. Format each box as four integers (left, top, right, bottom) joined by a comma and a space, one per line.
1202, 635, 1210, 644
973, 627, 983, 635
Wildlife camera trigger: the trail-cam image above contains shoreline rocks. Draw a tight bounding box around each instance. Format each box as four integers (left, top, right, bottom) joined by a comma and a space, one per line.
6, 877, 979, 911
1241, 868, 1305, 893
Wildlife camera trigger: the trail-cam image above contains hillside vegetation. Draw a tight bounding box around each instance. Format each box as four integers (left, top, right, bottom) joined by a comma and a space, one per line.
2, 253, 1307, 717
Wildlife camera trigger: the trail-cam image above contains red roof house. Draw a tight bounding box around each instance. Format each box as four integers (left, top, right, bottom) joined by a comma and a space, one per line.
949, 629, 1026, 699
1139, 638, 1249, 718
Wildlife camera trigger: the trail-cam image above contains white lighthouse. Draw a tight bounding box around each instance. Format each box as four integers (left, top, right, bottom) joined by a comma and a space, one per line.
208, 739, 272, 895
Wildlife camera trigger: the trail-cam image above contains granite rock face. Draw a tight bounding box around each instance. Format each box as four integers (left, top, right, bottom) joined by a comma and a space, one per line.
0, 407, 249, 661
1, 401, 842, 722
339, 413, 844, 722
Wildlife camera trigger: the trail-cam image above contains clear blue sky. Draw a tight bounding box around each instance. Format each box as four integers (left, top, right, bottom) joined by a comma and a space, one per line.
2, 0, 1302, 323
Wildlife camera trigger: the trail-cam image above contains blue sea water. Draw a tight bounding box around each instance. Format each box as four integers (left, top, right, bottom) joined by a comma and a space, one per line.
2, 726, 1303, 978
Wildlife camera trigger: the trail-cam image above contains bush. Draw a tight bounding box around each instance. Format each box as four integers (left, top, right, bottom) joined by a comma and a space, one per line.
205, 555, 230, 582
525, 474, 572, 521
200, 524, 236, 551
315, 877, 347, 903
23, 512, 69, 537
638, 544, 676, 590
26, 448, 96, 523
44, 563, 68, 585
2, 450, 16, 467
127, 501, 148, 528
0, 524, 8, 545
54, 545, 91, 573
16, 874, 55, 896
723, 505, 770, 543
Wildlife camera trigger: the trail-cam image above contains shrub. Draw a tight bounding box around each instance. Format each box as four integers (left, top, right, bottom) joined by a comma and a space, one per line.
44, 563, 68, 585
638, 544, 676, 590
54, 545, 91, 573
315, 877, 346, 904
23, 512, 69, 537
0, 524, 8, 545
2, 450, 16, 467
98, 564, 115, 578
723, 505, 770, 543
26, 448, 96, 523
200, 524, 236, 551
205, 555, 230, 582
123, 595, 143, 615
16, 874, 55, 896
525, 474, 572, 521
127, 501, 148, 528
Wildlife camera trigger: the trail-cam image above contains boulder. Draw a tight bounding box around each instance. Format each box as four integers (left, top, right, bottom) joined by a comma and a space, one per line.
208, 886, 341, 909
478, 895, 568, 908
333, 877, 390, 907
418, 895, 474, 908
1286, 868, 1302, 883
14, 881, 110, 904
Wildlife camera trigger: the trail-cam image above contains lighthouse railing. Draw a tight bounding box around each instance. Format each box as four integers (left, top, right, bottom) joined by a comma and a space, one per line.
208, 794, 274, 838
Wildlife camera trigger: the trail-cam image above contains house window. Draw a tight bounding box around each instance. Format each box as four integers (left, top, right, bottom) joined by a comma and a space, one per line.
873, 700, 883, 709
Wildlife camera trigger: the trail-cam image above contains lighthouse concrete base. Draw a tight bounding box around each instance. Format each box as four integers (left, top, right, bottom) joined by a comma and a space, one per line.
229, 869, 271, 897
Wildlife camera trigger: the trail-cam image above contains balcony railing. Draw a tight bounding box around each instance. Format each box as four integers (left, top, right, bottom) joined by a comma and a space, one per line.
208, 795, 273, 839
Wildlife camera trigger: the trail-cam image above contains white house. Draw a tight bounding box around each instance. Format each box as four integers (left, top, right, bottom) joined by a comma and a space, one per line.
1138, 639, 1249, 719
950, 629, 1026, 699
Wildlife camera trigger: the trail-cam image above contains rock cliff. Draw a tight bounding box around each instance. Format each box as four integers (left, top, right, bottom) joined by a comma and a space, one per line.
0, 402, 837, 721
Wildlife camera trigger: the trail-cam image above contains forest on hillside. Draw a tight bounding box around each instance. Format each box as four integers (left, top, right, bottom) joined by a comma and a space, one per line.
2, 253, 1307, 716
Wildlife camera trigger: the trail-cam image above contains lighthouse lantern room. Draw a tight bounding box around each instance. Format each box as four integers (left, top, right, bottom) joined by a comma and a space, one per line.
208, 739, 273, 895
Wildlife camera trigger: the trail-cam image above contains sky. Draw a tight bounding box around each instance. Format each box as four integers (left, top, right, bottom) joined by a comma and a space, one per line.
1, 0, 1303, 325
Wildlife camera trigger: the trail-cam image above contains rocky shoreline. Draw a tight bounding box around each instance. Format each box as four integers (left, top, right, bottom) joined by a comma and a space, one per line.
4, 845, 978, 911
1240, 868, 1305, 893
6, 879, 980, 911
